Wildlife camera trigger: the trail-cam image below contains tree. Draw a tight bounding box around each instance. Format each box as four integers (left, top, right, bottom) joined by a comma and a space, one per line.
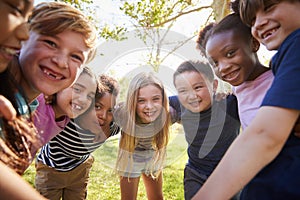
56, 0, 127, 41
118, 0, 232, 71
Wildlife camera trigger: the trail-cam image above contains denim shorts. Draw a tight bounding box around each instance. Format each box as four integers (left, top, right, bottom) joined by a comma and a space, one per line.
117, 150, 161, 178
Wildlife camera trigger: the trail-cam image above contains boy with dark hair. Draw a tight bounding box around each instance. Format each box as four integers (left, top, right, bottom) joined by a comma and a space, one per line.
170, 60, 240, 199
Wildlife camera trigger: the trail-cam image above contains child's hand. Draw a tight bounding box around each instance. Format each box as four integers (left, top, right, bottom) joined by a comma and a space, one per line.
0, 95, 17, 121
215, 92, 231, 101
44, 94, 55, 105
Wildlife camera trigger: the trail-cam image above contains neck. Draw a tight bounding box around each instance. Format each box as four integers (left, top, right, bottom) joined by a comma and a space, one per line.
248, 62, 270, 81
52, 104, 66, 120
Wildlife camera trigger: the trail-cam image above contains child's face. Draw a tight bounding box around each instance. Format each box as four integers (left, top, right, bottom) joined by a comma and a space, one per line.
19, 30, 90, 101
77, 92, 116, 136
206, 30, 258, 86
136, 84, 163, 124
55, 72, 97, 119
175, 71, 216, 113
251, 1, 300, 50
0, 0, 33, 72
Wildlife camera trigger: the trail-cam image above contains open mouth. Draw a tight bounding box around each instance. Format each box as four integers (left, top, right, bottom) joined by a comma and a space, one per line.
0, 46, 20, 58
222, 69, 239, 83
262, 28, 278, 39
72, 103, 83, 111
189, 101, 200, 107
144, 111, 156, 117
42, 67, 64, 80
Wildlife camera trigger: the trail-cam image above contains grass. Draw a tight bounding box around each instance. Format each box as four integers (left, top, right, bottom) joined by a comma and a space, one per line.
23, 124, 188, 200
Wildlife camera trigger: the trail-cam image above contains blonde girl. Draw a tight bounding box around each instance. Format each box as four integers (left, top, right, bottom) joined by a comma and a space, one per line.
115, 72, 171, 200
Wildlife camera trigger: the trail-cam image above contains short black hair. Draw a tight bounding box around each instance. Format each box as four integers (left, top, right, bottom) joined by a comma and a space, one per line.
173, 60, 214, 87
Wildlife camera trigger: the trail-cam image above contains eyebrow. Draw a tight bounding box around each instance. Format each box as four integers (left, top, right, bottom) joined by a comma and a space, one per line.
73, 83, 86, 88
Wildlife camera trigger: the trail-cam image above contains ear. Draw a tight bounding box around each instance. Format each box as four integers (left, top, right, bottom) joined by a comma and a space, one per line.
251, 37, 260, 52
213, 79, 218, 93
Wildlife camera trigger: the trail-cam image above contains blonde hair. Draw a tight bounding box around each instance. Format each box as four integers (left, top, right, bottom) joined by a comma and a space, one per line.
116, 72, 170, 178
29, 2, 97, 63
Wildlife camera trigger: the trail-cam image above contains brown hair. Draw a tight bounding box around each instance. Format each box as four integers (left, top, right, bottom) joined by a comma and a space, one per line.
239, 0, 299, 26
29, 2, 97, 63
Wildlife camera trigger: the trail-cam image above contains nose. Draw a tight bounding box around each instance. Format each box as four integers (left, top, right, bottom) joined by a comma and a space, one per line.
145, 101, 154, 109
218, 60, 231, 75
188, 90, 197, 99
96, 109, 106, 120
51, 53, 69, 69
252, 11, 268, 31
77, 95, 88, 104
16, 23, 30, 43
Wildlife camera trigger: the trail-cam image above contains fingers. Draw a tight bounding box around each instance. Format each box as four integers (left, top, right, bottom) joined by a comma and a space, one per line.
44, 95, 54, 104
0, 95, 17, 121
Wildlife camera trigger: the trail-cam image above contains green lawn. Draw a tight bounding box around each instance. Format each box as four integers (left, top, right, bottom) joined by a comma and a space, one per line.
23, 124, 188, 200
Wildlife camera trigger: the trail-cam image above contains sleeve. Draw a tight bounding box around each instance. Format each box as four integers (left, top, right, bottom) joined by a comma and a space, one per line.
109, 121, 120, 137
226, 94, 240, 121
262, 34, 300, 110
168, 95, 181, 123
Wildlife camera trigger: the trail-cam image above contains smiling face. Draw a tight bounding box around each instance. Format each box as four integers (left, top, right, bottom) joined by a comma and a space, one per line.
19, 30, 90, 101
136, 84, 163, 124
206, 30, 259, 86
54, 72, 97, 119
0, 0, 33, 72
175, 71, 216, 113
77, 92, 116, 136
251, 1, 300, 50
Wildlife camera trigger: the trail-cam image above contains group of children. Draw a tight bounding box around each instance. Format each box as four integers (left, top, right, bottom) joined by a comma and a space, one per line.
1, 0, 300, 199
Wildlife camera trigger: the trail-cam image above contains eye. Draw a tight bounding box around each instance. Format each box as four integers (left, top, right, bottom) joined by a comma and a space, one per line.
195, 85, 204, 91
137, 99, 145, 103
71, 54, 83, 63
178, 89, 187, 94
264, 2, 276, 12
7, 2, 24, 16
44, 39, 57, 48
95, 104, 102, 110
108, 108, 114, 113
88, 93, 95, 100
153, 97, 161, 101
72, 86, 81, 93
226, 50, 235, 58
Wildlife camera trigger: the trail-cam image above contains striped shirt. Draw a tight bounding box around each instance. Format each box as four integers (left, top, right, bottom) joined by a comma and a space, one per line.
36, 120, 120, 171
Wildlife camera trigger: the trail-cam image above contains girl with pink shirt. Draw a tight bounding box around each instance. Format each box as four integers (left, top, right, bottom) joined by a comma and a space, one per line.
197, 1, 274, 130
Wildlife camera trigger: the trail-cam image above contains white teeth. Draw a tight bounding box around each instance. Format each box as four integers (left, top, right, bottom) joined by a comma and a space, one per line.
43, 69, 63, 80
145, 111, 154, 117
44, 70, 50, 76
72, 104, 82, 110
1, 47, 19, 55
263, 29, 276, 39
190, 102, 199, 106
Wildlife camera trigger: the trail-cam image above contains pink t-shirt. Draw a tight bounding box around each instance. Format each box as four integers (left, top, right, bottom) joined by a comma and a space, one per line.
233, 70, 274, 130
33, 94, 70, 154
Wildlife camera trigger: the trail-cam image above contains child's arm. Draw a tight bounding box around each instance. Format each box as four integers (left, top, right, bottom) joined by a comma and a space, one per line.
0, 161, 46, 200
192, 106, 299, 200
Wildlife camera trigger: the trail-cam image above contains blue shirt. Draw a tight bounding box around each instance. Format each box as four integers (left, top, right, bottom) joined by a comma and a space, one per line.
241, 28, 300, 200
